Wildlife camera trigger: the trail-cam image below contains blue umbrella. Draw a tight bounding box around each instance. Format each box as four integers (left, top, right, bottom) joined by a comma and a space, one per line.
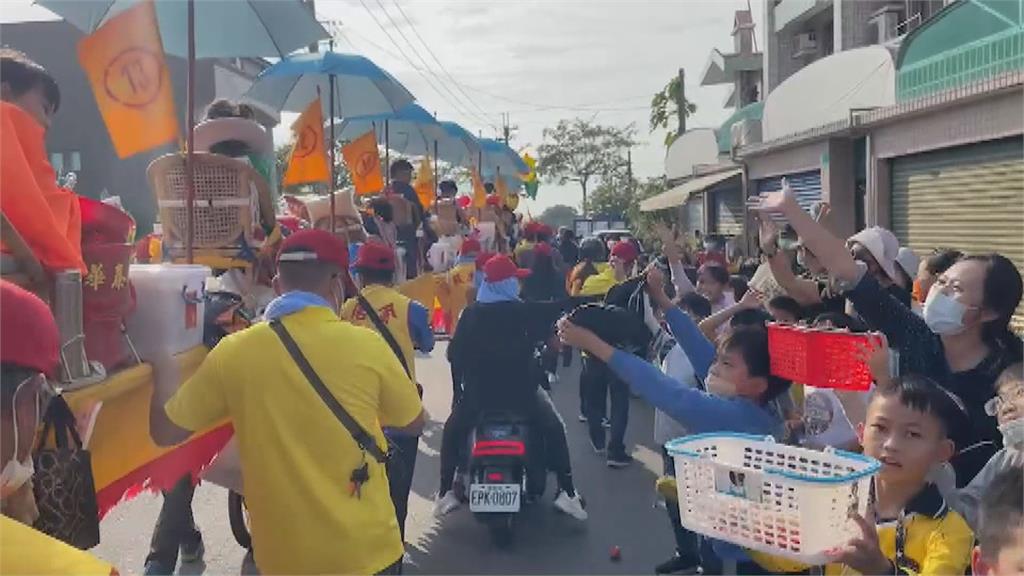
37, 0, 328, 59
479, 138, 528, 177
335, 103, 446, 157
245, 51, 415, 120
40, 0, 328, 260
438, 121, 482, 169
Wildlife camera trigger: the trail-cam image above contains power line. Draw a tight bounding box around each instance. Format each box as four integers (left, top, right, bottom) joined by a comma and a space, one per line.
341, 27, 663, 116
370, 0, 497, 132
390, 0, 500, 129
356, 0, 488, 133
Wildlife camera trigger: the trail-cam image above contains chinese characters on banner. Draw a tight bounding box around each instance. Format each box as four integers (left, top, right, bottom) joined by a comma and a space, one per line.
77, 0, 179, 159
342, 131, 385, 195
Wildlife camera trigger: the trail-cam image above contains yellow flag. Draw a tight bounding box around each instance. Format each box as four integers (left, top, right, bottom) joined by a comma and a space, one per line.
283, 97, 330, 187
77, 0, 179, 159
471, 168, 487, 208
341, 130, 384, 195
414, 157, 435, 208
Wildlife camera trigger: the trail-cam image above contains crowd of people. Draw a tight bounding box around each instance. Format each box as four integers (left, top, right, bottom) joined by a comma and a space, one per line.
1, 45, 1023, 576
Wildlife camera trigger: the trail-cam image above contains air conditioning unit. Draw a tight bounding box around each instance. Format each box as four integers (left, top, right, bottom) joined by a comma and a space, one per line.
731, 118, 762, 150
792, 31, 818, 58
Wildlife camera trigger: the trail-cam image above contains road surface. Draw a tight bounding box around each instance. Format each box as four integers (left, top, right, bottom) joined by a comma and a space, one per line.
92, 344, 675, 574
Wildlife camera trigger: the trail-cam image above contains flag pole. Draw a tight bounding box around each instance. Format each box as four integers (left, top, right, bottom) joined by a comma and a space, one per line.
384, 119, 390, 179
433, 140, 439, 201
329, 74, 337, 234
185, 0, 196, 264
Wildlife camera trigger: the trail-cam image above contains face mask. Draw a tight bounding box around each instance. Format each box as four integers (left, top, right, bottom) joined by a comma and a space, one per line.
923, 289, 967, 335
999, 418, 1024, 451
1, 378, 39, 499
705, 373, 738, 397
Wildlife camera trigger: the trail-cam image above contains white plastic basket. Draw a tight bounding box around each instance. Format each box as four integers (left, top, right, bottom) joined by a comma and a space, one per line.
666, 432, 880, 565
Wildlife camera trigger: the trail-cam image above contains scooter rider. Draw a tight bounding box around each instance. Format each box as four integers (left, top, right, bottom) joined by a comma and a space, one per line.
434, 254, 589, 521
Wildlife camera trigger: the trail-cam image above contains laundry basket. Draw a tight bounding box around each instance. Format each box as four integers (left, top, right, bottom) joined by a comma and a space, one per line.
666, 432, 880, 565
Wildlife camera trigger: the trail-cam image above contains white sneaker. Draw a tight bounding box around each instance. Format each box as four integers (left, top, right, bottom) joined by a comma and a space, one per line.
553, 491, 588, 521
433, 491, 461, 518
547, 372, 559, 384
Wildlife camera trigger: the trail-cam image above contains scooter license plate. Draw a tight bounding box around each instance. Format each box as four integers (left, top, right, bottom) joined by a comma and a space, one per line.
469, 484, 521, 512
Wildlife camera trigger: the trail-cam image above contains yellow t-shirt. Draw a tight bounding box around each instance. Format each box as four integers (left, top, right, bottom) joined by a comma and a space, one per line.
0, 516, 115, 576
341, 285, 416, 380
165, 306, 422, 575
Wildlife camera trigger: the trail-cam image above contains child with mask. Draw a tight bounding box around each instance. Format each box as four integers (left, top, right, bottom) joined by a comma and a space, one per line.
941, 362, 1024, 531
559, 266, 790, 572
971, 467, 1023, 576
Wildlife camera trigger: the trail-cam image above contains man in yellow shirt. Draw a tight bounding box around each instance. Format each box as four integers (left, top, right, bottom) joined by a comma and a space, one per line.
152, 230, 425, 575
341, 240, 434, 541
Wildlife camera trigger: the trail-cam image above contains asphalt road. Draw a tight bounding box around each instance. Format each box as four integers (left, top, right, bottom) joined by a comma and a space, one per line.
93, 344, 674, 574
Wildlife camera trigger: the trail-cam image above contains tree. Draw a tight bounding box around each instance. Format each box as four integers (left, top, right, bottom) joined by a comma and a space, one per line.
537, 204, 579, 231
536, 119, 636, 215
650, 74, 697, 147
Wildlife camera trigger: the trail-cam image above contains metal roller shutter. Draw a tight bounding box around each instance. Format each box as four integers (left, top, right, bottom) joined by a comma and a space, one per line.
755, 171, 823, 212
891, 138, 1024, 329
684, 194, 704, 234
714, 189, 744, 237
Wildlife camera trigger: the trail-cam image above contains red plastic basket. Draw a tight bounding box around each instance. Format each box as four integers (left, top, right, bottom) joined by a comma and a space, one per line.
768, 324, 876, 391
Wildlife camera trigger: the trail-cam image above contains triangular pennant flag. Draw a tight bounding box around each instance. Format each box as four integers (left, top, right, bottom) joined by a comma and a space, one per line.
471, 168, 487, 208
342, 130, 385, 195
414, 157, 435, 208
77, 0, 179, 158
283, 97, 330, 187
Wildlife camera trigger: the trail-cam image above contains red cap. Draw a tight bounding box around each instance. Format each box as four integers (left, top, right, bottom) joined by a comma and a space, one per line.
534, 242, 553, 257
456, 196, 471, 209
277, 229, 348, 269
354, 241, 396, 271
460, 238, 482, 256
483, 254, 531, 283
523, 221, 542, 237
1, 281, 59, 377
475, 251, 496, 270
486, 194, 502, 207
610, 240, 639, 263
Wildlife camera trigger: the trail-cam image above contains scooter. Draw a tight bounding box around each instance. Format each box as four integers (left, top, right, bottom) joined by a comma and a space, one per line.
467, 412, 544, 547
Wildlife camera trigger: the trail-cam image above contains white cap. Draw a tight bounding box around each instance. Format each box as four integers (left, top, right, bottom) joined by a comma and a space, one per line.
848, 226, 900, 282
193, 117, 272, 155
895, 247, 920, 280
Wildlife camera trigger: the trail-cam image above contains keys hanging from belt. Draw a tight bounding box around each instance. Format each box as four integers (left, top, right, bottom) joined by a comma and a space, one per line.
349, 458, 370, 499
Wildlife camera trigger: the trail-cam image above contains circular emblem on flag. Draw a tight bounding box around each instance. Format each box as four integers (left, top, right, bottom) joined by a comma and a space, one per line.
294, 126, 318, 158
103, 47, 163, 108
355, 150, 377, 177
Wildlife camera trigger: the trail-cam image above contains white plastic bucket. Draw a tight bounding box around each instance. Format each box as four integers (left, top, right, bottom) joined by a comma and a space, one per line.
125, 264, 211, 359
666, 432, 880, 565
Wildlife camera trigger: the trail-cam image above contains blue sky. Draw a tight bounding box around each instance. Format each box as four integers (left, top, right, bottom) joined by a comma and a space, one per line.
4, 0, 763, 214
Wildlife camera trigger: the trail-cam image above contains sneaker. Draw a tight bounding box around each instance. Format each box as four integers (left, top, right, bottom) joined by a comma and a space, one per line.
589, 435, 606, 455
654, 554, 702, 574
142, 561, 174, 576
433, 491, 461, 518
577, 413, 587, 423
547, 372, 559, 385
607, 451, 634, 468
180, 536, 205, 563
553, 491, 588, 521
602, 418, 611, 429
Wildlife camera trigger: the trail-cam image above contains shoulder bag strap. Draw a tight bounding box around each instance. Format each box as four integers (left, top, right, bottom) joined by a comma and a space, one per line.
268, 320, 388, 464
356, 293, 412, 380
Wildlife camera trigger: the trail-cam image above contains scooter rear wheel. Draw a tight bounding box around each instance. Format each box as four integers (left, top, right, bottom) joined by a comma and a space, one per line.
487, 514, 514, 548
228, 491, 252, 550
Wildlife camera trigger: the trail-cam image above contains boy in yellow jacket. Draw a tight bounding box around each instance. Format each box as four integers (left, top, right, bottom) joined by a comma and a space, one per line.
752, 375, 974, 575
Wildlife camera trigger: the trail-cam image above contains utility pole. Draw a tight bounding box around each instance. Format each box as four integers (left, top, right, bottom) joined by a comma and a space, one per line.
626, 148, 633, 190
304, 0, 318, 52
501, 112, 515, 145
677, 68, 686, 135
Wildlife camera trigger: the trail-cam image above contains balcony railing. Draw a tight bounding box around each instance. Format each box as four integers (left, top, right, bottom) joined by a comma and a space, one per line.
897, 27, 1024, 100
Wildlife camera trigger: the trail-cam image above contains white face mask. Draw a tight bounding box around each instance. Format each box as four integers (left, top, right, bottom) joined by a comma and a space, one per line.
1, 378, 39, 499
999, 418, 1024, 451
923, 289, 967, 335
705, 373, 738, 397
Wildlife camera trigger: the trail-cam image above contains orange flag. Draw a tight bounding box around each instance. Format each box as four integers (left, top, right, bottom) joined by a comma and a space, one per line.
494, 175, 509, 200
77, 0, 179, 159
342, 131, 385, 195
283, 97, 330, 187
414, 157, 435, 208
471, 168, 487, 208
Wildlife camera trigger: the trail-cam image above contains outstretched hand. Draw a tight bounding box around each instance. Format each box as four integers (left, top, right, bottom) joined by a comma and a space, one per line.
758, 218, 780, 255
645, 266, 673, 310
825, 510, 891, 575
739, 287, 765, 310
752, 178, 799, 215
557, 318, 614, 362
654, 221, 683, 262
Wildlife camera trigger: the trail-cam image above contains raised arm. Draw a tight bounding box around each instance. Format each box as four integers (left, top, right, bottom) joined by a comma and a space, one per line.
655, 221, 696, 296
758, 218, 822, 306
698, 289, 764, 341
645, 266, 715, 380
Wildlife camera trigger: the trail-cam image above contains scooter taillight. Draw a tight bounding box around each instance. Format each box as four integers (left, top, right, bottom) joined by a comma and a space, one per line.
486, 472, 505, 482
472, 440, 526, 457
